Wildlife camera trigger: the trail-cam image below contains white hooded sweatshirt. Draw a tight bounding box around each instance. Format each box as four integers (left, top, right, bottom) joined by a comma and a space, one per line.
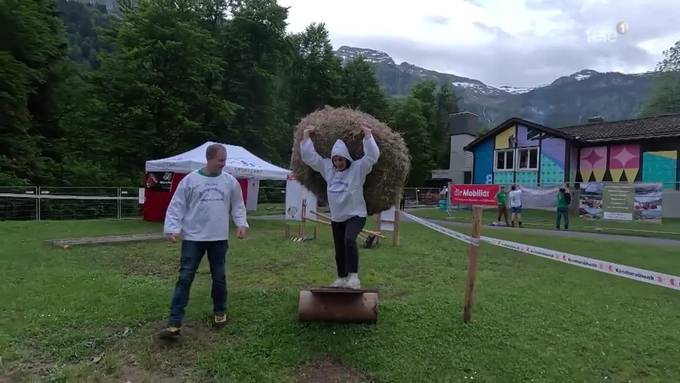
301, 135, 380, 222
164, 170, 248, 241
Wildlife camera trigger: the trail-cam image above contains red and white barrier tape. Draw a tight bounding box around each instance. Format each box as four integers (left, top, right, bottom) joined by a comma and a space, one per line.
403, 212, 680, 291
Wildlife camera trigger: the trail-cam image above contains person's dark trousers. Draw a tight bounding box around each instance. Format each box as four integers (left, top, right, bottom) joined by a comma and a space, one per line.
168, 240, 228, 326
497, 205, 509, 225
330, 216, 367, 277
556, 207, 569, 229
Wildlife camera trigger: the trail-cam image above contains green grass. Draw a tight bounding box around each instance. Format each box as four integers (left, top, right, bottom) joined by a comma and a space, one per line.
414, 207, 680, 240
249, 202, 285, 216
1, 218, 680, 382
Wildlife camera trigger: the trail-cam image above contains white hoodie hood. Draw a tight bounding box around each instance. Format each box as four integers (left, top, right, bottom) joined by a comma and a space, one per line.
331, 139, 353, 162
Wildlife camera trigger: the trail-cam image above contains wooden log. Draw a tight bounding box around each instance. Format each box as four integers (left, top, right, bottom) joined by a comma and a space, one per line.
298, 288, 379, 323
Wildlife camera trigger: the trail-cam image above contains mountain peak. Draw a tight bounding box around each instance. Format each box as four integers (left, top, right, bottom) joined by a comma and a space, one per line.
570, 69, 600, 81
499, 85, 536, 95
550, 69, 601, 86
335, 46, 395, 65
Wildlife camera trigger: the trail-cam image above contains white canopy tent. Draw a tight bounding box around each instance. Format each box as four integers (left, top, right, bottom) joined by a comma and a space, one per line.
145, 141, 290, 180
145, 141, 290, 212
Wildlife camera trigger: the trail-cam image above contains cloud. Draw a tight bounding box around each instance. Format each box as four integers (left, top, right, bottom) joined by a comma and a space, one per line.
280, 0, 680, 87
473, 22, 511, 38
423, 15, 451, 25
463, 0, 484, 7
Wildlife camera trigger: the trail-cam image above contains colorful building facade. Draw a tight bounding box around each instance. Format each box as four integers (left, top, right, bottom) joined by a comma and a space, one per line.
465, 115, 680, 189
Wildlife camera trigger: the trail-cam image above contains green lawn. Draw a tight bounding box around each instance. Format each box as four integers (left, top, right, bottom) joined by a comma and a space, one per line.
414, 207, 680, 240
1, 218, 680, 382
249, 202, 285, 216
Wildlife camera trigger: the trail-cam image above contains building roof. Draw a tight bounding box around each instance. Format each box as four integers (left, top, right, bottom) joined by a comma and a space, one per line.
464, 113, 680, 150
559, 113, 680, 142
463, 117, 574, 151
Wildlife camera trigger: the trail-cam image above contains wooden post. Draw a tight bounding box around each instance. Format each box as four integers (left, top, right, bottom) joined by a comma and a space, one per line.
463, 206, 482, 323
393, 208, 401, 246
375, 213, 382, 246
299, 199, 307, 238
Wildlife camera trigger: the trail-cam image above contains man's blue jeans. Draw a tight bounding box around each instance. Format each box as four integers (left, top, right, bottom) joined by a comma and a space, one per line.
168, 240, 228, 326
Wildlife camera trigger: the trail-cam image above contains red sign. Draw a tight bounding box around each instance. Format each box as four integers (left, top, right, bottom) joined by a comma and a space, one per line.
451, 184, 500, 206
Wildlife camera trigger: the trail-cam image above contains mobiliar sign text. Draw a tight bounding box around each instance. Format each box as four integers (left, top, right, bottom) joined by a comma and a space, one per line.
450, 184, 500, 206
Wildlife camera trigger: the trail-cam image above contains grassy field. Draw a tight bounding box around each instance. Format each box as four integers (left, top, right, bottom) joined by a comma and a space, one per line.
414, 207, 680, 240
1, 217, 680, 382
249, 202, 285, 216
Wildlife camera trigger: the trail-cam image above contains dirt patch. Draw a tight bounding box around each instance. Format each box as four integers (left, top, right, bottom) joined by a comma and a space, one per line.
1, 350, 60, 381
296, 359, 366, 383
149, 320, 218, 351
89, 320, 221, 383
116, 364, 182, 383
123, 320, 223, 379
123, 256, 171, 277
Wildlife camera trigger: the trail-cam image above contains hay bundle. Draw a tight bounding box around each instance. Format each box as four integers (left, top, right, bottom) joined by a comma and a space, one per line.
290, 106, 410, 215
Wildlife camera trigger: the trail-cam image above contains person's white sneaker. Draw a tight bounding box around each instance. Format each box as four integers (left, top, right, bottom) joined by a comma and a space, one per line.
345, 273, 361, 289
330, 277, 347, 287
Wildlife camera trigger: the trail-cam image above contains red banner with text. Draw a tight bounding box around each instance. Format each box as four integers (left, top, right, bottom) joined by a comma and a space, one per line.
451, 184, 500, 206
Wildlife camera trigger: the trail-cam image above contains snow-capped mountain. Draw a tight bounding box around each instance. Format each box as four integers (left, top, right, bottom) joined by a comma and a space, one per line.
334, 46, 656, 128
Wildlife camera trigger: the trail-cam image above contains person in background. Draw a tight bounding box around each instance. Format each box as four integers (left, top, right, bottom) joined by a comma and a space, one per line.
300, 123, 380, 289
495, 185, 509, 226
159, 144, 248, 339
509, 184, 523, 227
556, 185, 571, 230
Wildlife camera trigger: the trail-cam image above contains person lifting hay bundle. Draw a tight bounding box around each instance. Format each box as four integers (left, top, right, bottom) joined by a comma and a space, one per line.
300, 123, 377, 289
291, 107, 410, 290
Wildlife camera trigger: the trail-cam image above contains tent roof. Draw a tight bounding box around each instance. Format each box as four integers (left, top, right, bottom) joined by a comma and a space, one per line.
145, 141, 291, 180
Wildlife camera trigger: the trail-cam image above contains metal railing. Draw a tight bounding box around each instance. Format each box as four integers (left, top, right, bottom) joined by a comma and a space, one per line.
0, 186, 141, 221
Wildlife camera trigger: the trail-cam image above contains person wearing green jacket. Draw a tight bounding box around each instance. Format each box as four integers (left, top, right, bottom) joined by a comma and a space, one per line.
556, 186, 571, 230
496, 185, 509, 226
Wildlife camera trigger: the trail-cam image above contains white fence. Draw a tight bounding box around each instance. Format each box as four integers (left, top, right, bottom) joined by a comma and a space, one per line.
0, 186, 141, 220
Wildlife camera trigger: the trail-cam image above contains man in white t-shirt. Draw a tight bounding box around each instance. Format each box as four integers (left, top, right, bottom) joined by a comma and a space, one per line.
509, 184, 523, 228
160, 144, 249, 339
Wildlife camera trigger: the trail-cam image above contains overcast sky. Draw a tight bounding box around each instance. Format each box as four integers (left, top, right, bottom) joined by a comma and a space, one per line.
278, 0, 680, 88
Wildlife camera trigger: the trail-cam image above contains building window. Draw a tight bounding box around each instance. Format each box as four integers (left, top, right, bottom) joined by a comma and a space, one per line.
518, 148, 539, 170
495, 149, 514, 171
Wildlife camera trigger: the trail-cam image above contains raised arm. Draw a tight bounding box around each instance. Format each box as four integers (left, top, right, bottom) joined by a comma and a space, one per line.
300, 125, 331, 179
357, 124, 380, 176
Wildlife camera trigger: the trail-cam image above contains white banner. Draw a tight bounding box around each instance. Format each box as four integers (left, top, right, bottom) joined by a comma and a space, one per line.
285, 175, 317, 221
379, 206, 397, 232
402, 212, 680, 291
518, 185, 561, 209
246, 179, 259, 211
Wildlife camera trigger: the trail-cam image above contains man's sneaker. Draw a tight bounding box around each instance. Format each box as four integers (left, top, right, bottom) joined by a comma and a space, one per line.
159, 326, 181, 339
214, 313, 227, 327
330, 277, 347, 288
345, 274, 361, 289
